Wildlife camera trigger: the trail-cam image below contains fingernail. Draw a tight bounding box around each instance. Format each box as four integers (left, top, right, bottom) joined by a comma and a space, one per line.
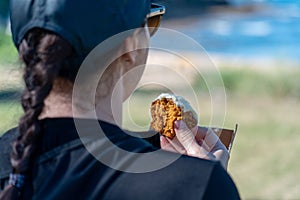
174, 121, 180, 129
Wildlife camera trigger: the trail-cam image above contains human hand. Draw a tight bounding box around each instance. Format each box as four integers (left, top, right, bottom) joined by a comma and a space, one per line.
160, 120, 229, 169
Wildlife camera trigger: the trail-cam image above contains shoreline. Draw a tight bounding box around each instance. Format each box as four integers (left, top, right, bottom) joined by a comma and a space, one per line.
147, 50, 300, 71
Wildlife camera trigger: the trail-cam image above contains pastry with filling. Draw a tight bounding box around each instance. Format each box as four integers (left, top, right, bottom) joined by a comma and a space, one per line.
150, 93, 198, 139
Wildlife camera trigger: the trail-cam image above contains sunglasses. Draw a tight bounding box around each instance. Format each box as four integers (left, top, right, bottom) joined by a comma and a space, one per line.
147, 3, 166, 36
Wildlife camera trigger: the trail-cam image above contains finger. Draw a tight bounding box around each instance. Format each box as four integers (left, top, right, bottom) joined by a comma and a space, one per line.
160, 135, 169, 147
195, 126, 209, 143
174, 120, 201, 154
189, 127, 211, 152
160, 136, 180, 153
204, 128, 221, 151
198, 129, 229, 168
196, 138, 211, 152
173, 122, 216, 159
166, 137, 187, 154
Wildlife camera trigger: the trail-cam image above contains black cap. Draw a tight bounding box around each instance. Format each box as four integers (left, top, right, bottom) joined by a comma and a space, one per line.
10, 0, 150, 57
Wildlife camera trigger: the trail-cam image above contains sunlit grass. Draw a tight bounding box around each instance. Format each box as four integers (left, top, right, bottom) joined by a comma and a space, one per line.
0, 31, 18, 67
0, 101, 22, 134
226, 96, 300, 199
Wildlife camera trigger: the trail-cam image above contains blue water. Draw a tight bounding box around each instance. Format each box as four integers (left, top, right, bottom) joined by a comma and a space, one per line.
162, 0, 300, 62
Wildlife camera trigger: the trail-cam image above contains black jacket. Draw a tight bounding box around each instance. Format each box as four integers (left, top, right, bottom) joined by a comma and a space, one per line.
0, 118, 240, 200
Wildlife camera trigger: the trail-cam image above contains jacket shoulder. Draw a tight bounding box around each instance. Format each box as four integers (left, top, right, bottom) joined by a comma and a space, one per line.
0, 127, 19, 179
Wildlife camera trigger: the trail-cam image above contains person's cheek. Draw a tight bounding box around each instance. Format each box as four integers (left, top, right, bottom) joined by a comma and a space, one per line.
122, 62, 146, 102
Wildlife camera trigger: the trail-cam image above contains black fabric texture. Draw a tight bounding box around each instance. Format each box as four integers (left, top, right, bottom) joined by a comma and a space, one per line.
0, 118, 240, 199
0, 127, 18, 179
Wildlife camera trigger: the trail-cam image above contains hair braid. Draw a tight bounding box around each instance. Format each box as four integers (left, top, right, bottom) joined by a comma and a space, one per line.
0, 28, 75, 199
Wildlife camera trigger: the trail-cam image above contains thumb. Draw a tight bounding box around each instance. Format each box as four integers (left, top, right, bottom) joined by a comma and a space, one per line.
160, 135, 169, 148
160, 136, 180, 153
174, 120, 197, 151
175, 121, 211, 158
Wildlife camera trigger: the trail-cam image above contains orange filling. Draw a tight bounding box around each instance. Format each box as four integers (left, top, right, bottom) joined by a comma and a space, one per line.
150, 98, 183, 139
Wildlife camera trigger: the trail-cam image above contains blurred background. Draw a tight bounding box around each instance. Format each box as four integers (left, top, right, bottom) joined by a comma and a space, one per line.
1, 0, 300, 199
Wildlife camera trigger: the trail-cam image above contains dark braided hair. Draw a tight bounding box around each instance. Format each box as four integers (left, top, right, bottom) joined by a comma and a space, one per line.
0, 28, 78, 199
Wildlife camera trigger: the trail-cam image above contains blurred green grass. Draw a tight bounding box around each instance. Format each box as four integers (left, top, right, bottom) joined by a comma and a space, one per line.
0, 31, 18, 67
1, 31, 300, 199
195, 67, 300, 99
0, 101, 22, 133
0, 31, 23, 133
